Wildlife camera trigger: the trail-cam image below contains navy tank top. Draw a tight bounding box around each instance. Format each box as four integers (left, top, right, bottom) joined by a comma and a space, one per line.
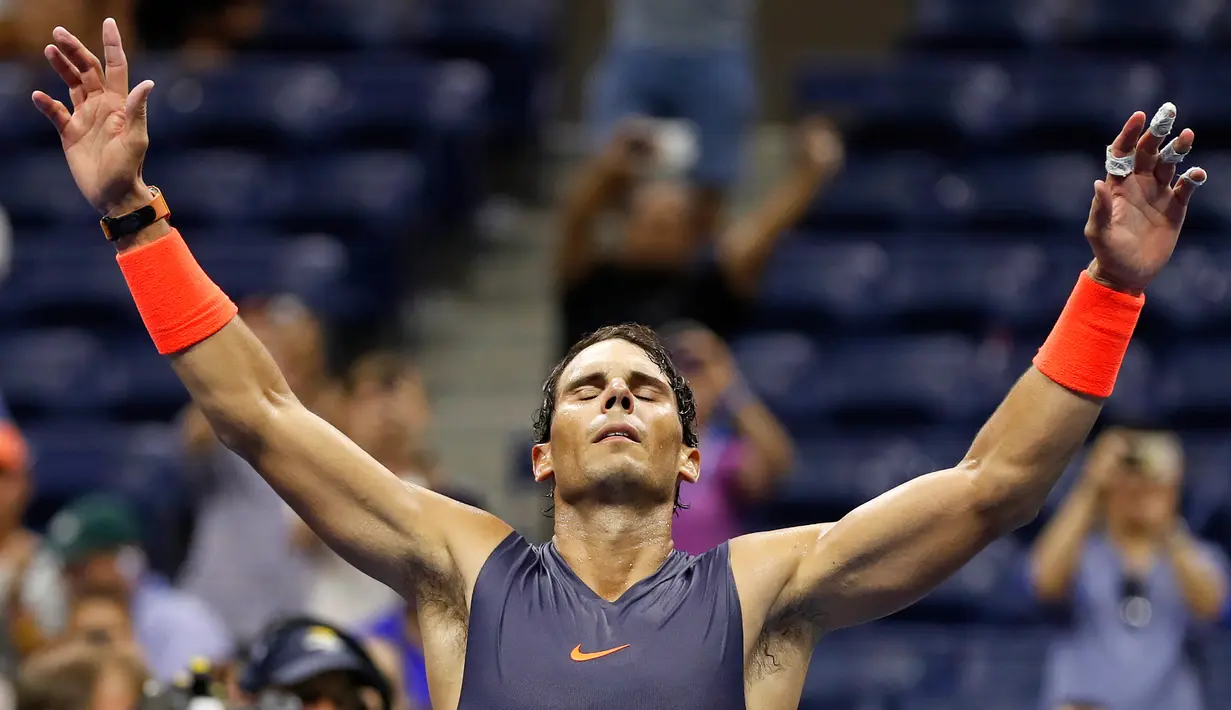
457, 533, 746, 710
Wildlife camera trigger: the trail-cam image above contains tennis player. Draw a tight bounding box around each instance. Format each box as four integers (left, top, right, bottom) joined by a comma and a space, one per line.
33, 21, 1205, 710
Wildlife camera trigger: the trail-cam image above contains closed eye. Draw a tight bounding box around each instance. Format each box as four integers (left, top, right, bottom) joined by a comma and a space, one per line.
574, 387, 602, 400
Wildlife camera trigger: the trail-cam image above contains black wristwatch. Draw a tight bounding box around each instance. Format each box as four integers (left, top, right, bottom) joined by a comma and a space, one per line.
100, 186, 170, 241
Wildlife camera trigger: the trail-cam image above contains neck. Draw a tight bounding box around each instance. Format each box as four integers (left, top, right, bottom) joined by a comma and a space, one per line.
552, 502, 675, 602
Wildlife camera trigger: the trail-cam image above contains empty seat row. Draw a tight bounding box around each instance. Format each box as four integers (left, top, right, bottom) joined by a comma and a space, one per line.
0, 232, 371, 328
798, 152, 1231, 231
732, 333, 1231, 423
0, 58, 491, 150
765, 428, 1231, 511
797, 57, 1231, 145
908, 0, 1230, 49
759, 238, 1231, 334
0, 151, 424, 229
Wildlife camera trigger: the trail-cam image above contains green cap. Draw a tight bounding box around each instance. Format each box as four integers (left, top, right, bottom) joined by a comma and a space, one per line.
46, 495, 141, 563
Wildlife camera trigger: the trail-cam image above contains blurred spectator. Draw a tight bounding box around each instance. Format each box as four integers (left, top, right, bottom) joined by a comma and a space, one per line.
237, 617, 392, 710
361, 639, 408, 710
15, 641, 146, 710
363, 603, 427, 710
0, 400, 68, 664
557, 118, 842, 354
0, 0, 131, 60
293, 352, 480, 628
177, 297, 340, 642
662, 322, 794, 554
586, 0, 757, 238
133, 0, 263, 64
46, 495, 233, 681
1029, 429, 1229, 710
65, 584, 138, 658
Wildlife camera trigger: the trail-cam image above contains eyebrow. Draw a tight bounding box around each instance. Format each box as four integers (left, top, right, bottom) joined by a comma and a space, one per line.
560, 368, 669, 394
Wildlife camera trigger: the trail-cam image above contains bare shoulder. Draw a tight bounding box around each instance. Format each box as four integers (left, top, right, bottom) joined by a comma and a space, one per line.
407, 485, 514, 610
728, 525, 836, 645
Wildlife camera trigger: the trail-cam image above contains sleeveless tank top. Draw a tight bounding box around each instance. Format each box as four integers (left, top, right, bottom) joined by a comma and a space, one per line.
457, 532, 746, 710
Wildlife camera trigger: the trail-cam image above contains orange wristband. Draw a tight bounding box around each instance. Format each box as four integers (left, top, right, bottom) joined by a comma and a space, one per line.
115, 229, 238, 355
1033, 271, 1144, 398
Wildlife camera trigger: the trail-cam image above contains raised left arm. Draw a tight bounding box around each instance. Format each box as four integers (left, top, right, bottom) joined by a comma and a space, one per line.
761, 105, 1207, 634
1166, 526, 1228, 620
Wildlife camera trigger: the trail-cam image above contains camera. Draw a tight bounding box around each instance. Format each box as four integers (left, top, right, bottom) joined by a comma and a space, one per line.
139, 663, 302, 710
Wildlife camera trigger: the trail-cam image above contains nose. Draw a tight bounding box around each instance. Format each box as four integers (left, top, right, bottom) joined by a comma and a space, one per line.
601, 378, 634, 414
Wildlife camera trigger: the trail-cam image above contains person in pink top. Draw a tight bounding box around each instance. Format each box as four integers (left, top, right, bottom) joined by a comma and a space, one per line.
664, 323, 796, 554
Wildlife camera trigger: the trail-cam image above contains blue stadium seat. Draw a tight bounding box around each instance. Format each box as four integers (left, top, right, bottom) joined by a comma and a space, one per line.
804, 154, 954, 230
256, 0, 415, 51
24, 421, 178, 500
285, 151, 423, 231
778, 429, 969, 506
1146, 245, 1231, 332
907, 0, 1068, 48
0, 154, 98, 226
826, 336, 991, 420
0, 63, 50, 150
0, 330, 116, 414
143, 152, 278, 226
1159, 342, 1231, 419
0, 240, 138, 329
797, 59, 1019, 141
1174, 153, 1231, 232
1013, 59, 1167, 135
110, 341, 189, 419
961, 155, 1104, 229
757, 239, 891, 326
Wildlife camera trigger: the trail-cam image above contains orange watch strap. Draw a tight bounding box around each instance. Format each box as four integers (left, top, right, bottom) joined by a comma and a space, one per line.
99, 186, 171, 240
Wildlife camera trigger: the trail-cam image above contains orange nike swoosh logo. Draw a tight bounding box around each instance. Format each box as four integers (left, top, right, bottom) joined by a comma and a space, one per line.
570, 643, 630, 662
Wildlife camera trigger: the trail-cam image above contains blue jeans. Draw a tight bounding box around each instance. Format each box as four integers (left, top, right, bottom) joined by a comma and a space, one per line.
586, 44, 757, 189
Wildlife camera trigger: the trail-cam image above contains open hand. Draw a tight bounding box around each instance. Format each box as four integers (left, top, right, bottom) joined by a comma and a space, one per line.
1086, 104, 1205, 294
31, 20, 155, 216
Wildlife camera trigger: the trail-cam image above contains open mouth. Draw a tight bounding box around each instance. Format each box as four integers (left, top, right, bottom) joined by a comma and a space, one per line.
593, 423, 641, 444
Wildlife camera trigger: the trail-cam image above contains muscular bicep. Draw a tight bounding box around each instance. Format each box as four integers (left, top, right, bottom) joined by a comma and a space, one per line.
774, 465, 999, 632
247, 404, 511, 594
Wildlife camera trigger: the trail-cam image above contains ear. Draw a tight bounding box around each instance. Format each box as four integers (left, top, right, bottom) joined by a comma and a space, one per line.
678, 446, 701, 485
531, 443, 555, 483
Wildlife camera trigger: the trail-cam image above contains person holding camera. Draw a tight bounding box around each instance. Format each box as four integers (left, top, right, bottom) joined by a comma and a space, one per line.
556, 117, 843, 356
1029, 428, 1229, 710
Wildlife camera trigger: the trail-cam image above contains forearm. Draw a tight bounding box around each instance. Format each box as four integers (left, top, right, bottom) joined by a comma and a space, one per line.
1166, 528, 1227, 620
963, 368, 1102, 532
718, 162, 834, 295
558, 157, 627, 280
727, 385, 796, 497
1028, 481, 1100, 601
961, 269, 1143, 532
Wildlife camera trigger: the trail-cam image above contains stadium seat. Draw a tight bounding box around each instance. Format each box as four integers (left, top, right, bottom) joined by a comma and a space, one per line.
1013, 59, 1167, 138
282, 151, 423, 232
0, 240, 138, 329
1158, 342, 1231, 420
143, 152, 279, 227
0, 154, 98, 227
803, 154, 955, 231
960, 155, 1104, 230
0, 330, 116, 415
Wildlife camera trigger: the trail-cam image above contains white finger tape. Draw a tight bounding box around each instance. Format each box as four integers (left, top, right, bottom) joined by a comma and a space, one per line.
1179, 167, 1206, 186
1148, 102, 1177, 138
1105, 145, 1135, 177
1159, 138, 1188, 165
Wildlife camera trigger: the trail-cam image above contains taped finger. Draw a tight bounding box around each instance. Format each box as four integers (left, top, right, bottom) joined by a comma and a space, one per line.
1179, 167, 1206, 186
1105, 145, 1135, 177
1148, 102, 1177, 138
1160, 138, 1189, 165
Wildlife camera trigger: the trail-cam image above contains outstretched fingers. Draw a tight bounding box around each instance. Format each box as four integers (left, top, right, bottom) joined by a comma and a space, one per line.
1105, 111, 1146, 184
51, 26, 105, 96
1133, 102, 1176, 176
1173, 166, 1207, 209
43, 45, 86, 108
1154, 127, 1194, 186
31, 91, 71, 134
101, 18, 128, 96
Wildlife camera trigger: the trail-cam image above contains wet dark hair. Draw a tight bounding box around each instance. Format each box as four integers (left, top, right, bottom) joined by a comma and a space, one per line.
533, 324, 698, 514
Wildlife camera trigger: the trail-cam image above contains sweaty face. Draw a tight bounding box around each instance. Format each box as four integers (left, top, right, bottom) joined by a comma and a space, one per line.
535, 339, 698, 508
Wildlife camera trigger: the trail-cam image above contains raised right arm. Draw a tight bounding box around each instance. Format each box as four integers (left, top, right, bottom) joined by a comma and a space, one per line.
31, 21, 511, 596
